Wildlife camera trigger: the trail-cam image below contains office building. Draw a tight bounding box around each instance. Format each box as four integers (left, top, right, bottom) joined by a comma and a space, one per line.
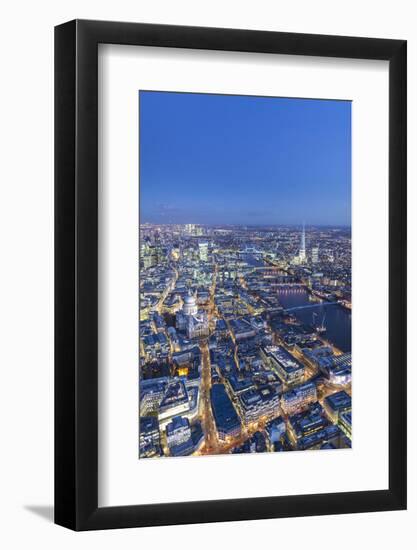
303, 348, 351, 386
139, 416, 161, 458
281, 381, 317, 415
166, 416, 194, 457
263, 346, 305, 385
339, 410, 352, 440
237, 385, 280, 425
199, 241, 209, 262
299, 223, 306, 263
210, 383, 241, 440
265, 416, 286, 446
323, 390, 351, 423
139, 378, 167, 416
287, 403, 327, 444
158, 380, 190, 426
297, 424, 341, 450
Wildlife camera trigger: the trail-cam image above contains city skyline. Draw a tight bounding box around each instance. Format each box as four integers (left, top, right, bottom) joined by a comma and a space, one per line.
139, 91, 351, 226
140, 222, 352, 228
139, 223, 352, 459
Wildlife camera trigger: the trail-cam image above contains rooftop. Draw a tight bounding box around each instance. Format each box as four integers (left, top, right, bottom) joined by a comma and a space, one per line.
324, 390, 351, 411
267, 346, 304, 374
159, 380, 189, 411
210, 384, 241, 432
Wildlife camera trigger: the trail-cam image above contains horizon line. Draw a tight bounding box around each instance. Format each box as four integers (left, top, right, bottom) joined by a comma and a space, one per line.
140, 222, 352, 228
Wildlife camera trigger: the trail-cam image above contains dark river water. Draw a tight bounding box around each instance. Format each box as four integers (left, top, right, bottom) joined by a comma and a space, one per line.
276, 289, 351, 353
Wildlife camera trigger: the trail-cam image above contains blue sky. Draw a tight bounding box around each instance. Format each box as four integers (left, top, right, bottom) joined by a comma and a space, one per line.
139, 91, 351, 226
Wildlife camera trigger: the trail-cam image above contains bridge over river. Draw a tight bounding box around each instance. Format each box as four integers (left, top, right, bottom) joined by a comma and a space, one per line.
284, 301, 339, 313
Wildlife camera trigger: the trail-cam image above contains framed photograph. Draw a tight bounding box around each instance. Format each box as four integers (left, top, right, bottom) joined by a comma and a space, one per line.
55, 20, 407, 530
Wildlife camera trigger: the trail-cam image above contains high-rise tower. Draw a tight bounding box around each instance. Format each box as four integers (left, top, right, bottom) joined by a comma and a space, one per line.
299, 222, 306, 262
199, 241, 209, 262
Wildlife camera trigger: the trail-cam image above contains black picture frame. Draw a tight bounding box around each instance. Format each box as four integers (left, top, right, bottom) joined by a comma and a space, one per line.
55, 19, 407, 531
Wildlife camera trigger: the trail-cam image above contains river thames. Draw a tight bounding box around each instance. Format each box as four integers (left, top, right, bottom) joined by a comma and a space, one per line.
276, 289, 351, 353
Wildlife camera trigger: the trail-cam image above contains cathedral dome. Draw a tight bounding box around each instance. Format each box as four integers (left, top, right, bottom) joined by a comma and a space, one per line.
184, 294, 196, 306
183, 293, 198, 316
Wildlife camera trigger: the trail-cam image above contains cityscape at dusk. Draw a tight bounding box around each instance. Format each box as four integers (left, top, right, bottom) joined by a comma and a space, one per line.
139, 92, 351, 459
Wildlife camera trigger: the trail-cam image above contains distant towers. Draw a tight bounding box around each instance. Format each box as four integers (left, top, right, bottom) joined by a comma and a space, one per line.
299, 223, 306, 263
311, 246, 319, 264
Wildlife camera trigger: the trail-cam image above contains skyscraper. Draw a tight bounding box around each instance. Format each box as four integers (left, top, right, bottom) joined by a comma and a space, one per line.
199, 241, 209, 262
299, 223, 306, 263
312, 246, 319, 264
